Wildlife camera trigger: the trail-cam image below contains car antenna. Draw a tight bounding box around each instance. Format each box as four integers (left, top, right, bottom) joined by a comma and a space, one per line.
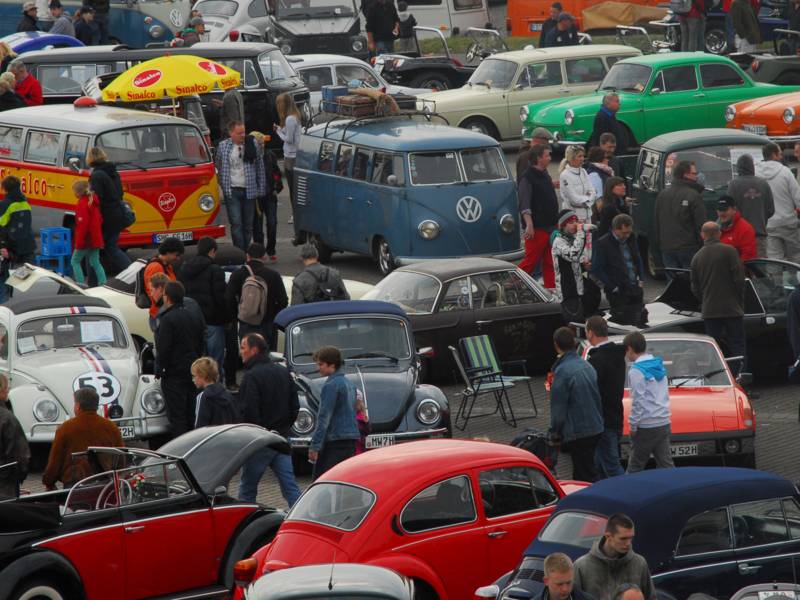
328, 552, 336, 591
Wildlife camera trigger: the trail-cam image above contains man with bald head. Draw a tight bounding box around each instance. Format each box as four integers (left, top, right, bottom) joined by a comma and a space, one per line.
690, 221, 746, 374
614, 584, 645, 600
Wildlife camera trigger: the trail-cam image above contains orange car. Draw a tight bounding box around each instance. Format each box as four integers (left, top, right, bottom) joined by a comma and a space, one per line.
508, 0, 663, 37
725, 91, 800, 144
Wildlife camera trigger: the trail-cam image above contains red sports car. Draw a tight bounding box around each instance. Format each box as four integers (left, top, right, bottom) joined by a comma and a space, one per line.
234, 439, 588, 600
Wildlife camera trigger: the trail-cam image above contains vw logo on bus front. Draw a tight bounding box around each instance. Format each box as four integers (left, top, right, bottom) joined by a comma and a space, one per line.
456, 196, 482, 223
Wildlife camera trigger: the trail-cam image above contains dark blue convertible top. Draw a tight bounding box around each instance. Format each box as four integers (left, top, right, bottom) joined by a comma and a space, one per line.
526, 468, 796, 570
274, 300, 408, 329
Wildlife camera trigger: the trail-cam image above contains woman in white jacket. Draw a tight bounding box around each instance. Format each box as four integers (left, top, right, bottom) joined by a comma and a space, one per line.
559, 146, 597, 221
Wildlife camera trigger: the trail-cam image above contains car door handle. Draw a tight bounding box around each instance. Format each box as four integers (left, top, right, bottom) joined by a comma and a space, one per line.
366, 200, 373, 207
558, 88, 570, 94
124, 525, 145, 533
345, 196, 354, 202
488, 530, 508, 538
693, 93, 706, 98
476, 320, 493, 326
738, 563, 762, 575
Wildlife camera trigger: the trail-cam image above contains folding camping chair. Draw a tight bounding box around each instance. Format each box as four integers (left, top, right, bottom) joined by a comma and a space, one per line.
449, 344, 516, 431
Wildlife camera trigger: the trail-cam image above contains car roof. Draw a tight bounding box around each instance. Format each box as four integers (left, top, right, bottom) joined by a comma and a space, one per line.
497, 44, 641, 63
290, 54, 370, 67
619, 51, 737, 67
252, 564, 411, 598
396, 257, 517, 280
5, 295, 111, 315
0, 103, 195, 134
307, 118, 498, 150
274, 300, 407, 329
642, 128, 770, 152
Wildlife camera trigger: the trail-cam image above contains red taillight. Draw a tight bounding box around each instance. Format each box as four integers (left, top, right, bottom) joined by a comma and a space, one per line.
751, 59, 760, 72
380, 86, 386, 93
229, 29, 239, 41
233, 558, 258, 588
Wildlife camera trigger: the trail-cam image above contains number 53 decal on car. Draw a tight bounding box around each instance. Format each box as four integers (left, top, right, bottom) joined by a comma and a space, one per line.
73, 371, 122, 405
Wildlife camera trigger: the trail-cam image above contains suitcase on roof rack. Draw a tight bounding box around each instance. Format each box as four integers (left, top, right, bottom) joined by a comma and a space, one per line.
336, 94, 377, 117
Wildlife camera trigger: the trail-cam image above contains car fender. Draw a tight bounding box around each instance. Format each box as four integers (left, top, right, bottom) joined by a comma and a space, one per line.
219, 510, 285, 589
414, 384, 449, 413
456, 111, 500, 130
0, 550, 84, 599
365, 554, 448, 600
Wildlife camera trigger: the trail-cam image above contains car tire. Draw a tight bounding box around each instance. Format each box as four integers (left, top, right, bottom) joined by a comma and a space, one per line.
460, 117, 500, 141
413, 579, 439, 600
374, 237, 395, 276
705, 23, 727, 54
409, 72, 451, 91
11, 579, 67, 600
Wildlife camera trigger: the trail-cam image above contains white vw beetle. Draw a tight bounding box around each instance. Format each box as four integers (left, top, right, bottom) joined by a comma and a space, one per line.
3, 294, 166, 444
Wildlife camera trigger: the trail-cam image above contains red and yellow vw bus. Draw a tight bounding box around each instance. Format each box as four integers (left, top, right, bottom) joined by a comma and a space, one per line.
0, 101, 223, 246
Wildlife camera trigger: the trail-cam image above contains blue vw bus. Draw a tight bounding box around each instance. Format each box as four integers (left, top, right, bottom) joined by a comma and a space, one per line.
294, 116, 522, 274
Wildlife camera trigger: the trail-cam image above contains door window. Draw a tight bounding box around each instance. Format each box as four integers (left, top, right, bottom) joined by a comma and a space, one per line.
663, 145, 762, 190
471, 271, 543, 308
63, 134, 89, 169
24, 130, 60, 165
606, 56, 624, 67
479, 467, 558, 518
744, 260, 800, 314
439, 277, 472, 311
454, 0, 482, 8
0, 126, 22, 160
565, 58, 606, 84
654, 65, 698, 92
731, 499, 790, 548
372, 152, 405, 186
400, 475, 476, 533
220, 59, 261, 89
676, 508, 733, 556
352, 148, 370, 181
319, 141, 335, 172
64, 471, 118, 513
298, 67, 333, 92
117, 461, 193, 506
36, 64, 99, 95
700, 63, 744, 88
526, 62, 562, 87
335, 144, 353, 177
336, 65, 379, 88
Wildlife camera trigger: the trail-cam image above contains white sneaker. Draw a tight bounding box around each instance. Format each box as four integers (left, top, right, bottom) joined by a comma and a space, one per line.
288, 215, 293, 224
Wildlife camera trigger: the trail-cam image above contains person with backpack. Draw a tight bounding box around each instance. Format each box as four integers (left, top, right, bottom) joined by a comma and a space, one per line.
88, 146, 132, 274
291, 243, 350, 305
141, 237, 184, 332
225, 242, 287, 350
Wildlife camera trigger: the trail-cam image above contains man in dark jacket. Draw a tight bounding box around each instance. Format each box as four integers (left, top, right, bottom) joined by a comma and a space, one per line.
550, 327, 604, 482
16, 2, 39, 32
534, 552, 596, 600
544, 12, 579, 47
180, 237, 229, 382
654, 160, 706, 277
518, 144, 559, 289
586, 316, 626, 479
691, 221, 746, 374
588, 93, 627, 155
0, 374, 29, 499
155, 281, 206, 439
592, 214, 646, 327
539, 2, 562, 49
727, 153, 774, 257
225, 242, 288, 350
237, 333, 301, 506
86, 0, 110, 43
730, 0, 761, 52
291, 244, 350, 305
0, 176, 35, 270
365, 0, 399, 55
75, 6, 101, 46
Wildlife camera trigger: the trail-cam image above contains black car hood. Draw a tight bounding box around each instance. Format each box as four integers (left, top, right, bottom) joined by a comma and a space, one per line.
274, 15, 357, 37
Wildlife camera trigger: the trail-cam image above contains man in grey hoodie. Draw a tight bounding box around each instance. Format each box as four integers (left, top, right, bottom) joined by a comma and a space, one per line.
727, 153, 774, 258
755, 142, 800, 262
574, 513, 656, 600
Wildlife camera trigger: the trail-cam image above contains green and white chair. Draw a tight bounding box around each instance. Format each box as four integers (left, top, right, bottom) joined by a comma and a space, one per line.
448, 345, 516, 431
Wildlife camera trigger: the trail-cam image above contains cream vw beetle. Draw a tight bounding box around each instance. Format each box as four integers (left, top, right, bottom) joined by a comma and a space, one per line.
416, 45, 641, 141
1, 293, 166, 444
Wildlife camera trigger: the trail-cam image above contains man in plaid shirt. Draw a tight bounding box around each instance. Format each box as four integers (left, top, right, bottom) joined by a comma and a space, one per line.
216, 120, 265, 250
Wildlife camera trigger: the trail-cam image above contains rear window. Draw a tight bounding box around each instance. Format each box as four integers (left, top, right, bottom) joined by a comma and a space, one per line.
409, 151, 462, 185
288, 483, 375, 531
193, 0, 238, 16
538, 511, 608, 549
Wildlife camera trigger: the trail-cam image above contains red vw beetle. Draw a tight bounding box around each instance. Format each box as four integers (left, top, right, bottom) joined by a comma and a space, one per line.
234, 439, 588, 600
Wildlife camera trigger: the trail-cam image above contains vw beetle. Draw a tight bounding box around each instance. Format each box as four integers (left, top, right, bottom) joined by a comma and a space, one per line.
273, 301, 451, 458
2, 294, 166, 444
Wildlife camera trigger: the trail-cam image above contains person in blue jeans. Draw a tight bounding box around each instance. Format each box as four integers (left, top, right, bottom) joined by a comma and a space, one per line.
309, 346, 360, 481
238, 333, 301, 506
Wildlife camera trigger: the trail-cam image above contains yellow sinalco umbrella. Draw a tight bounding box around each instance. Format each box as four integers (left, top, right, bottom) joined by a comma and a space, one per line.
102, 54, 240, 103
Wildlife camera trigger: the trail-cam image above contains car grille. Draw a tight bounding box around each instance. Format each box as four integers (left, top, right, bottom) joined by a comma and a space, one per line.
293, 34, 350, 54
516, 567, 544, 582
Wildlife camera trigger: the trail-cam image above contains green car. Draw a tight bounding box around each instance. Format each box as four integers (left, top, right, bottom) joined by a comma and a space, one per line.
520, 53, 800, 149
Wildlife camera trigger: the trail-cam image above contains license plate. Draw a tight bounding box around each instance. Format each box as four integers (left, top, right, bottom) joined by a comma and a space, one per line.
152, 231, 193, 243
742, 124, 767, 135
670, 443, 699, 457
119, 425, 136, 440
366, 434, 396, 449
529, 23, 543, 31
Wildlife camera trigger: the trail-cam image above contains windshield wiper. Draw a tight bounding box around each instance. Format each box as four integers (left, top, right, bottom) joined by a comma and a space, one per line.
147, 157, 196, 168
348, 351, 399, 362
673, 368, 728, 388
116, 161, 148, 171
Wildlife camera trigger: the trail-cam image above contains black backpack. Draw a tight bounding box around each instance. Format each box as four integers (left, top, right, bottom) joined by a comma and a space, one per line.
511, 428, 558, 474
134, 257, 164, 309
309, 267, 346, 302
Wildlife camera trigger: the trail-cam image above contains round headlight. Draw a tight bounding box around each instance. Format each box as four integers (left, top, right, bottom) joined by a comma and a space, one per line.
352, 38, 365, 52
149, 24, 164, 38
33, 398, 59, 423
293, 407, 315, 434
519, 105, 529, 122
784, 107, 796, 125
141, 388, 165, 415
280, 43, 292, 55
499, 213, 516, 234
564, 109, 575, 126
416, 399, 441, 426
724, 439, 741, 454
198, 194, 215, 212
418, 220, 440, 240
724, 105, 736, 122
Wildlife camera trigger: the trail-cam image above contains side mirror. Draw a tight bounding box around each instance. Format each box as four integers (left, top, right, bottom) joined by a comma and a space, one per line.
269, 351, 285, 363
210, 485, 227, 506
514, 83, 524, 91
387, 174, 398, 186
68, 157, 81, 172
650, 87, 661, 95
737, 372, 754, 387
417, 346, 434, 358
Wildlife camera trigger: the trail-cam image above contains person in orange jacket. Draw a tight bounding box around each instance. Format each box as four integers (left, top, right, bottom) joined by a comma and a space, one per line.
70, 180, 106, 286
717, 195, 757, 262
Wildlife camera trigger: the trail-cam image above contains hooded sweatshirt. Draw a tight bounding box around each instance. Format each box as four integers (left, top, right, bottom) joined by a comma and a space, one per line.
727, 154, 774, 238
755, 159, 800, 230
573, 537, 656, 600
628, 354, 670, 430
195, 382, 238, 427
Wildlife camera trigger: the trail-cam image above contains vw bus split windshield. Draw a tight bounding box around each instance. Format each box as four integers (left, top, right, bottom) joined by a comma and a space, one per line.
409, 148, 507, 185
96, 124, 210, 170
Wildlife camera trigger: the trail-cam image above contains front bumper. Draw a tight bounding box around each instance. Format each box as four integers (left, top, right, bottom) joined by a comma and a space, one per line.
396, 247, 525, 266
289, 427, 449, 449
522, 127, 586, 148
620, 430, 755, 463
29, 413, 169, 443
120, 224, 226, 248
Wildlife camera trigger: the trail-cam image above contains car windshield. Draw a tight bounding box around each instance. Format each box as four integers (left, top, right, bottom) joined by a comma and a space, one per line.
288, 482, 375, 531
626, 339, 731, 387
538, 511, 609, 549
468, 58, 517, 88
258, 50, 294, 83
289, 317, 411, 364
409, 151, 462, 185
193, 0, 237, 16
96, 125, 210, 169
17, 315, 127, 354
663, 145, 762, 191
599, 63, 652, 93
274, 0, 356, 18
462, 147, 507, 181
362, 271, 441, 314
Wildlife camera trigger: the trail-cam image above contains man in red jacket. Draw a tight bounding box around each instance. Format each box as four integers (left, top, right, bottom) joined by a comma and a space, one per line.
8, 59, 42, 106
718, 195, 757, 262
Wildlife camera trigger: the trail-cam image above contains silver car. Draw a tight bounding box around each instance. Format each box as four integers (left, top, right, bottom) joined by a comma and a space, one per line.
192, 0, 269, 43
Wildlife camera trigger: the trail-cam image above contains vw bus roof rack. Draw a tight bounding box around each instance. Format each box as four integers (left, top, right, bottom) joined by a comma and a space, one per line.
307, 108, 450, 142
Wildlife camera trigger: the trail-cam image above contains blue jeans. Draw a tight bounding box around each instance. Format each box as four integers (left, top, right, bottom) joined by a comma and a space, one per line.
661, 249, 697, 280
225, 188, 255, 251
205, 325, 226, 382
239, 447, 301, 506
102, 229, 132, 274
595, 428, 625, 479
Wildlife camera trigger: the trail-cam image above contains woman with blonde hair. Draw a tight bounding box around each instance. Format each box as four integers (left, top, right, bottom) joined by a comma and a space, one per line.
559, 145, 596, 221
88, 146, 131, 273
274, 92, 301, 233
0, 74, 24, 111
0, 42, 17, 73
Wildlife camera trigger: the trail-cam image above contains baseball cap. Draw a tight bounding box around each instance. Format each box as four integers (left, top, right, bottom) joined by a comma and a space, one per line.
22, 2, 36, 11
558, 12, 574, 22
80, 4, 95, 13
717, 196, 736, 210
531, 127, 553, 142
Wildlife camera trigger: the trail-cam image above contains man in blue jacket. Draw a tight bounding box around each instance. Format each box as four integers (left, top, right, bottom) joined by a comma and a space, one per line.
535, 552, 596, 600
549, 327, 604, 482
309, 346, 360, 481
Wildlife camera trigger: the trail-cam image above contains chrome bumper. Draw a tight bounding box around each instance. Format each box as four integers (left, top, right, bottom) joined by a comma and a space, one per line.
396, 248, 524, 266
29, 414, 169, 443
289, 427, 450, 449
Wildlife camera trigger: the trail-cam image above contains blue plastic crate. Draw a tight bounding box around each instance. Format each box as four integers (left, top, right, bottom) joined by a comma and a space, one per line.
40, 227, 71, 257
321, 85, 348, 113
